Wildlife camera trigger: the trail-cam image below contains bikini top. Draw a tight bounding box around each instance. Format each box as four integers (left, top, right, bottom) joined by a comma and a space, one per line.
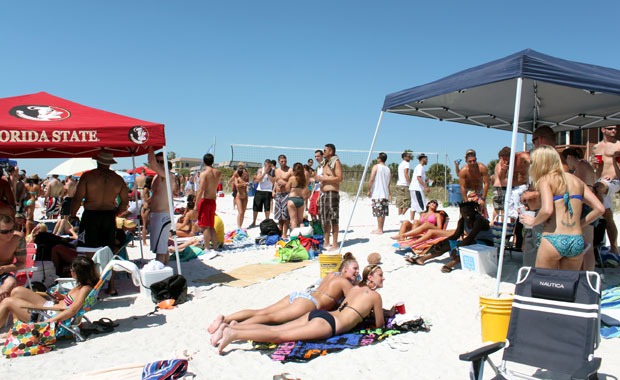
420, 213, 437, 225
338, 302, 364, 321
553, 191, 583, 216
64, 293, 75, 307
313, 289, 344, 306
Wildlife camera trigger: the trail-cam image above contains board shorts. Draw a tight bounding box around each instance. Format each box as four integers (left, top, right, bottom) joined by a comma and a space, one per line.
197, 198, 216, 228
253, 190, 272, 212
149, 212, 171, 254
60, 197, 72, 216
372, 198, 389, 217
274, 192, 290, 221
319, 191, 340, 226
46, 197, 61, 219
308, 191, 320, 217
395, 185, 411, 209
492, 187, 506, 211
410, 189, 426, 213
79, 209, 116, 249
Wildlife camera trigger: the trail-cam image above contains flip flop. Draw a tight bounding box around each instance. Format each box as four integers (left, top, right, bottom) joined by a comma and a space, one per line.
95, 318, 119, 328
81, 324, 113, 337
441, 265, 453, 273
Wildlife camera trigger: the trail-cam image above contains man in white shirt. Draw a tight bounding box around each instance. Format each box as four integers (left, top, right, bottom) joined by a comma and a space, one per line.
367, 152, 392, 234
409, 153, 430, 221
249, 159, 275, 227
308, 150, 323, 222
395, 152, 412, 220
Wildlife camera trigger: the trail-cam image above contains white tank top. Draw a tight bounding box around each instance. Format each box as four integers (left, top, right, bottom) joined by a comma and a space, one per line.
256, 167, 273, 191
371, 165, 391, 199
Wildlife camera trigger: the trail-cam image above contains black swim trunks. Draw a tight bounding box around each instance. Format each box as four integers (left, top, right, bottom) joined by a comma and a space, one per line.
60, 197, 73, 216
79, 209, 116, 249
308, 309, 336, 337
253, 190, 272, 212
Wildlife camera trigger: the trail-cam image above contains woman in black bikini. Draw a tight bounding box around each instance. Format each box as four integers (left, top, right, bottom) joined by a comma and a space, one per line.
213, 264, 395, 355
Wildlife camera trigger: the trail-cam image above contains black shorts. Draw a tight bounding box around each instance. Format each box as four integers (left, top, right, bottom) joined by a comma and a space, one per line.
253, 190, 272, 212
60, 197, 72, 216
79, 209, 116, 249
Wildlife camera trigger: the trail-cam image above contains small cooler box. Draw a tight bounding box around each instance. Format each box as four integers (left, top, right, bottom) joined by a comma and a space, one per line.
140, 266, 174, 300
459, 244, 497, 276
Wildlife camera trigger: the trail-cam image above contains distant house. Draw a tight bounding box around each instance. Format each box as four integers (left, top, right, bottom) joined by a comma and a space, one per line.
216, 160, 262, 169
171, 157, 202, 174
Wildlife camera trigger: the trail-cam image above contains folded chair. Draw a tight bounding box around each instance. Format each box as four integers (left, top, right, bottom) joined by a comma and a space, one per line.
460, 267, 602, 380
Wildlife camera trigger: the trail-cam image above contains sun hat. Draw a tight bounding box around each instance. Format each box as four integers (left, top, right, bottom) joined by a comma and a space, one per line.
94, 150, 117, 165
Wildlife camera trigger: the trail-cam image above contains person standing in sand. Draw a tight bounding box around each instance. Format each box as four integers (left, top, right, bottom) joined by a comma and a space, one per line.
45, 174, 64, 219
409, 153, 430, 222
70, 150, 128, 254
273, 155, 293, 239
395, 152, 412, 221
492, 147, 510, 219
308, 150, 324, 223
367, 152, 391, 234
148, 148, 179, 264
316, 144, 343, 251
54, 175, 77, 235
250, 159, 275, 227
234, 167, 249, 229
135, 169, 147, 192
458, 150, 489, 218
197, 153, 222, 251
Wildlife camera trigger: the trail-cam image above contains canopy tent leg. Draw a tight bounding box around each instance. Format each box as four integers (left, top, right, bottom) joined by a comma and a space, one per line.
338, 111, 385, 253
494, 77, 524, 297
131, 154, 144, 260
162, 145, 182, 275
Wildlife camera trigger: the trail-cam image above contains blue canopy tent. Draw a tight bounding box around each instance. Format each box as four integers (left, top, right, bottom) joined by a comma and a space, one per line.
342, 49, 620, 296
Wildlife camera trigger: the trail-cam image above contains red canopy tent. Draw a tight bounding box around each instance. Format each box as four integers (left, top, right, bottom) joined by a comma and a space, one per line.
0, 92, 164, 157
127, 166, 157, 176
0, 92, 182, 273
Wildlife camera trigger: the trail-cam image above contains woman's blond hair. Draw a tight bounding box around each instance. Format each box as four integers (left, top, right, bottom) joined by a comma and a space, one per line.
529, 145, 566, 193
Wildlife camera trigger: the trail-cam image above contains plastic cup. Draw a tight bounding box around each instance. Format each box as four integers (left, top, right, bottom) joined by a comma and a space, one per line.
395, 302, 406, 314
595, 154, 603, 164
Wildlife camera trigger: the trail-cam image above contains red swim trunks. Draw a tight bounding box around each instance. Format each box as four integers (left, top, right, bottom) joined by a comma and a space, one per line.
308, 191, 320, 216
197, 198, 216, 228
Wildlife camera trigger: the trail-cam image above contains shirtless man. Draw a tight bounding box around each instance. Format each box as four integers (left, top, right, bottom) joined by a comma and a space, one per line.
54, 175, 77, 235
135, 169, 147, 192
563, 148, 598, 270
70, 151, 128, 251
45, 174, 64, 219
148, 148, 179, 264
196, 153, 222, 251
458, 150, 489, 218
0, 174, 15, 218
0, 215, 26, 300
316, 144, 343, 251
492, 147, 510, 219
273, 155, 293, 239
590, 125, 620, 254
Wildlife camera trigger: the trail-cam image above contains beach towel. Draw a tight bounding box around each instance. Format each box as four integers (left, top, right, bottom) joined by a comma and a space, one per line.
395, 236, 449, 255
252, 317, 429, 363
142, 359, 188, 380
601, 286, 620, 339
194, 261, 311, 288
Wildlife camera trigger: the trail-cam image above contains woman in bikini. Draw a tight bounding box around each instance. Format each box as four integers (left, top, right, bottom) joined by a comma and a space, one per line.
520, 146, 604, 270
208, 253, 359, 339
213, 263, 395, 355
391, 199, 444, 240
0, 256, 98, 327
234, 168, 249, 229
175, 194, 200, 237
285, 163, 308, 230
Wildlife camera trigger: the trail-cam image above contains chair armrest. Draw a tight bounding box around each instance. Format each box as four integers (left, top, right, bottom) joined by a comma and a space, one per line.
21, 305, 67, 312
571, 357, 601, 380
459, 342, 505, 362
16, 266, 38, 273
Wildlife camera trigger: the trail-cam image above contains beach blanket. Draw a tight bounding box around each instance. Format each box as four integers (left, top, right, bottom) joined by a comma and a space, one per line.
193, 261, 311, 288
601, 286, 620, 339
394, 236, 449, 255
252, 317, 429, 363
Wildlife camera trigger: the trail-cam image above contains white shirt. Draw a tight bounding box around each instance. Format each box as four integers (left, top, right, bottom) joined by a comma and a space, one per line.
313, 165, 323, 192
397, 160, 410, 186
409, 164, 426, 191
371, 165, 391, 199
256, 167, 273, 191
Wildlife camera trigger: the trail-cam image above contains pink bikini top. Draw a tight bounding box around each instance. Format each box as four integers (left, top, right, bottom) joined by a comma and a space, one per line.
420, 213, 437, 225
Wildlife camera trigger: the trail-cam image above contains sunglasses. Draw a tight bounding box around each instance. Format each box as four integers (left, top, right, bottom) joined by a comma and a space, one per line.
0, 228, 14, 235
156, 160, 164, 164
604, 127, 617, 131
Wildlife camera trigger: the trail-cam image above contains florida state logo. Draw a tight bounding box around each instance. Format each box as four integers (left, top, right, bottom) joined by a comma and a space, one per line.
128, 126, 149, 144
9, 105, 70, 121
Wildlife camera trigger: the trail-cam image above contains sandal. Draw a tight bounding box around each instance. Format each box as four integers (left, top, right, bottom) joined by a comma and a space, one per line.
441, 265, 453, 273
95, 318, 119, 328
81, 324, 113, 337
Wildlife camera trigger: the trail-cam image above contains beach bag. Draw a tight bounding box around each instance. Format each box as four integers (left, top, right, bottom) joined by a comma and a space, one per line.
312, 221, 323, 236
298, 236, 319, 252
265, 235, 281, 246
279, 239, 309, 262
260, 219, 280, 236
150, 275, 187, 305
2, 321, 56, 358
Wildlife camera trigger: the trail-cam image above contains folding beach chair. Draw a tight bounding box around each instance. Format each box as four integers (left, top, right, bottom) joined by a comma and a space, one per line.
397, 211, 450, 254
460, 267, 602, 380
491, 215, 517, 259
15, 243, 37, 290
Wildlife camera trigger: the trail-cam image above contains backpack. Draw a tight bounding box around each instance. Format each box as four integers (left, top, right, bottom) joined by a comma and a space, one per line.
150, 275, 187, 305
260, 219, 281, 236
278, 239, 309, 262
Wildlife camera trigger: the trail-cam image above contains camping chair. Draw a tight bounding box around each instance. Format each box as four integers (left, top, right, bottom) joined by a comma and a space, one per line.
491, 215, 517, 259
397, 210, 450, 255
460, 267, 602, 380
15, 243, 37, 290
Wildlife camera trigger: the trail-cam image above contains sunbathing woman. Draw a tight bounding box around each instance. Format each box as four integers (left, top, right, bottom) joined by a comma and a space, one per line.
391, 199, 444, 240
208, 253, 359, 337
213, 263, 395, 355
285, 163, 308, 230
175, 194, 199, 237
0, 256, 98, 328
519, 146, 604, 270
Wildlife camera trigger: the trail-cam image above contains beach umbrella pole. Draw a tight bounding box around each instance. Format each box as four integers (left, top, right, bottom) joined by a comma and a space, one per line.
131, 154, 144, 260
339, 111, 384, 253
494, 78, 523, 297
162, 145, 182, 274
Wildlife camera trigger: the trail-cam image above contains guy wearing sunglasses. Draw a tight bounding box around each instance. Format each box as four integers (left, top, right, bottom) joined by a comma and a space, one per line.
0, 215, 26, 300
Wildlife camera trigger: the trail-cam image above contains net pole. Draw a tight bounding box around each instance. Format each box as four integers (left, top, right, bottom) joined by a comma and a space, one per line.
338, 111, 384, 253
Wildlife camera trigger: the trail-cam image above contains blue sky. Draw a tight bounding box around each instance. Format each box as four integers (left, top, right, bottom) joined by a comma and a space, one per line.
3, 0, 620, 176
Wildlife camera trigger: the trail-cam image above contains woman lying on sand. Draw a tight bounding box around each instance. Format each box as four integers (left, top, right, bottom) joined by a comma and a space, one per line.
391, 199, 444, 240
0, 256, 98, 328
208, 253, 359, 337
213, 264, 395, 355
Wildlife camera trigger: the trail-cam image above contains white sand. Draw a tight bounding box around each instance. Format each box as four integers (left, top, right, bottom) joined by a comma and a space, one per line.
4, 195, 620, 379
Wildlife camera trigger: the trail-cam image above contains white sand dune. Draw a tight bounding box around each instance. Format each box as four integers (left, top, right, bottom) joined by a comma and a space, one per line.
4, 195, 620, 379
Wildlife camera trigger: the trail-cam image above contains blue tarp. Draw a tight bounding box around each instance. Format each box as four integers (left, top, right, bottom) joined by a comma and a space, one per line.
382, 49, 620, 133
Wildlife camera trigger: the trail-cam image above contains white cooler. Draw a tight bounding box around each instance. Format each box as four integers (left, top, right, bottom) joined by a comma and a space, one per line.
140, 266, 174, 300
458, 244, 497, 276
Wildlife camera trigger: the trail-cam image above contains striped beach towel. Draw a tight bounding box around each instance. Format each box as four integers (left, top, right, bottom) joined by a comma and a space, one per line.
601, 286, 620, 339
142, 359, 188, 380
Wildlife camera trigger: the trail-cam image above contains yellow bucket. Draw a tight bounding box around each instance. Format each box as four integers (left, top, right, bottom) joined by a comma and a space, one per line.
319, 254, 342, 278
479, 294, 513, 342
